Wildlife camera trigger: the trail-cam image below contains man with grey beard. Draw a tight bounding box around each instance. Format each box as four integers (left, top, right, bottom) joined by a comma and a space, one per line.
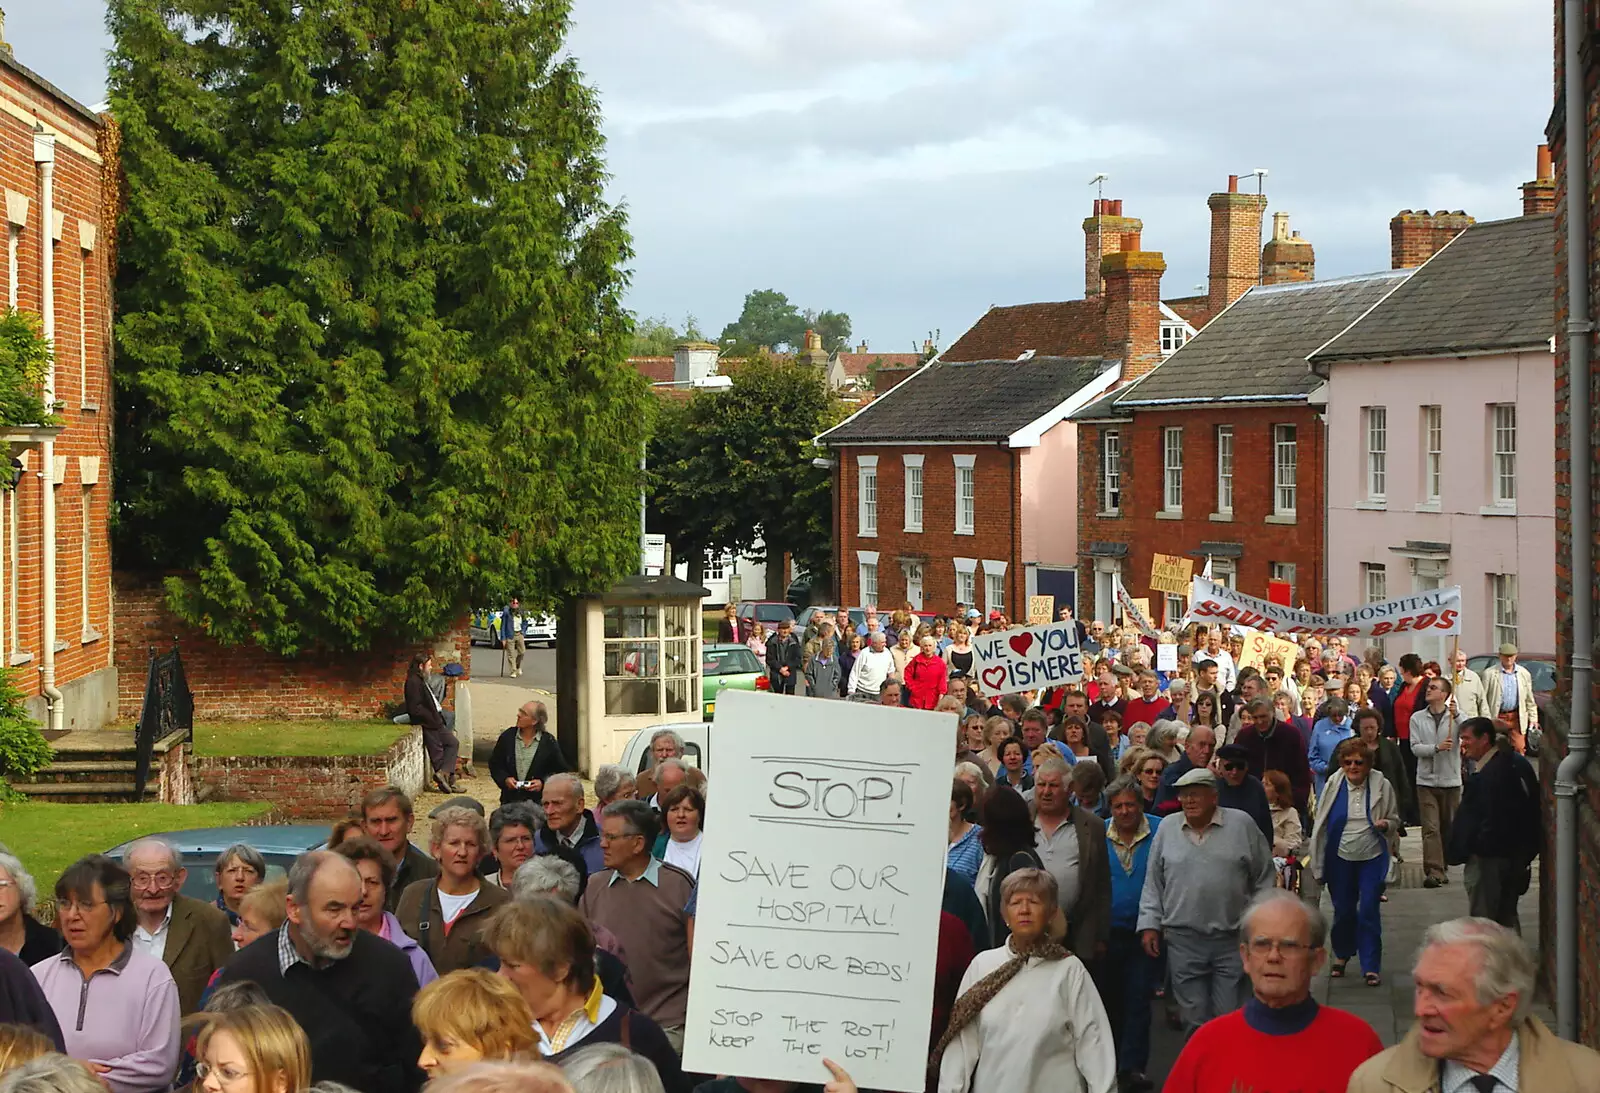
215, 850, 424, 1093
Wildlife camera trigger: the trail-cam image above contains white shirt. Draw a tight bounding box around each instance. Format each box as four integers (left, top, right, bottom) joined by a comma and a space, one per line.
132, 903, 173, 961
663, 832, 703, 880
1442, 1031, 1519, 1093
849, 647, 896, 696
437, 888, 478, 925
1209, 649, 1238, 692
937, 942, 1116, 1093
1338, 782, 1384, 861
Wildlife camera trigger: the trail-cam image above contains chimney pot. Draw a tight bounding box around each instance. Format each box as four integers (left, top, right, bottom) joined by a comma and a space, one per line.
1538, 144, 1553, 180
1227, 174, 1239, 194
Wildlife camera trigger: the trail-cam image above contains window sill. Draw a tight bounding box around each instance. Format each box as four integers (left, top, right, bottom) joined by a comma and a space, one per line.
81, 628, 102, 645
52, 640, 68, 654
1265, 513, 1297, 525
1479, 505, 1517, 517
858, 530, 877, 539
81, 401, 100, 413
954, 528, 975, 536
1155, 510, 1184, 521
8, 652, 31, 667
1208, 512, 1234, 523
1413, 501, 1442, 513
1096, 510, 1122, 519
1353, 500, 1388, 511
902, 527, 923, 535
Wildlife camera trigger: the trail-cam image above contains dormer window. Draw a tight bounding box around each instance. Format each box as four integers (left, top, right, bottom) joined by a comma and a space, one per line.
1160, 323, 1188, 354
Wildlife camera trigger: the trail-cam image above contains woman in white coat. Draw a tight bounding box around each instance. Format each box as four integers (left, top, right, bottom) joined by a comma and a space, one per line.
1309, 737, 1400, 987
931, 868, 1115, 1093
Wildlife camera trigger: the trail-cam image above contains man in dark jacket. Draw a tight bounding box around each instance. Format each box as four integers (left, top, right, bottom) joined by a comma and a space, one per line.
765, 618, 803, 694
360, 787, 440, 912
0, 946, 63, 1050
1214, 744, 1273, 842
488, 700, 569, 806
533, 772, 604, 884
1232, 697, 1313, 813
217, 851, 422, 1093
1450, 717, 1542, 929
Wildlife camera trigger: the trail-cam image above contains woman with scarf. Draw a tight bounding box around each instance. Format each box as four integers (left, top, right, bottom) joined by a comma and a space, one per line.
1309, 738, 1400, 987
931, 868, 1115, 1093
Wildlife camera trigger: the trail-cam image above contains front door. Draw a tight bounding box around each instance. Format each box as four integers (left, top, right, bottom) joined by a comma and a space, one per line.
905, 563, 923, 611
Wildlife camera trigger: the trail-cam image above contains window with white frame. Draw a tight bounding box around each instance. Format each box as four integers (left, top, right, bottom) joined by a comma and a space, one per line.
903, 455, 924, 532
1160, 324, 1187, 354
1100, 430, 1121, 514
983, 560, 1007, 617
954, 455, 976, 534
1491, 573, 1518, 648
1365, 407, 1387, 500
857, 456, 878, 537
1215, 426, 1234, 514
1422, 405, 1442, 502
1363, 562, 1387, 604
1270, 561, 1297, 604
704, 551, 729, 582
1163, 427, 1183, 511
954, 558, 977, 610
858, 550, 880, 607
1273, 424, 1297, 515
1209, 558, 1235, 588
602, 602, 697, 717
1492, 404, 1516, 504
1164, 594, 1185, 628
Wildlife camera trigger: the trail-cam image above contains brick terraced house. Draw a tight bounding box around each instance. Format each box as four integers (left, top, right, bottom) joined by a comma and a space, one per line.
0, 42, 116, 732
1073, 270, 1414, 625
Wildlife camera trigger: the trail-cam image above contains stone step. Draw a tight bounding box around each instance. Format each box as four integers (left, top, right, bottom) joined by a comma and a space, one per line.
18, 760, 141, 786
12, 781, 159, 803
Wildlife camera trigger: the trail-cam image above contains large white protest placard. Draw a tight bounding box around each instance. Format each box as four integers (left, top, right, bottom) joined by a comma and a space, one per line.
682, 689, 950, 1092
1187, 577, 1462, 639
971, 621, 1086, 694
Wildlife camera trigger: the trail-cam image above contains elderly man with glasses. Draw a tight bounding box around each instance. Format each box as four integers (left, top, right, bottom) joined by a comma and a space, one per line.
1165, 891, 1382, 1092
121, 838, 233, 1015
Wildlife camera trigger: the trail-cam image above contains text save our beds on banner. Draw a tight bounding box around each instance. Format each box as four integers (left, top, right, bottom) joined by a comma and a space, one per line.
682, 689, 952, 1093
970, 620, 1086, 694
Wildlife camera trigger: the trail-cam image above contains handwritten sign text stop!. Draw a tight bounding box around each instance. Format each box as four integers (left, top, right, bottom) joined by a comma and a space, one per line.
971, 621, 1085, 694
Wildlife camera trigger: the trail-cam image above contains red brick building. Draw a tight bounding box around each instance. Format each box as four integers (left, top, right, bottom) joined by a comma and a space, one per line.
0, 46, 116, 732
1073, 270, 1411, 624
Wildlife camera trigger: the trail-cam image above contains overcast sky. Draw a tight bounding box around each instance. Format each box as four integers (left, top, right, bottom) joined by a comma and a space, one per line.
10, 0, 1551, 353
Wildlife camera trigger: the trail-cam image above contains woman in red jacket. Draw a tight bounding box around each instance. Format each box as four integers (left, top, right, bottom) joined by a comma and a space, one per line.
905, 635, 951, 709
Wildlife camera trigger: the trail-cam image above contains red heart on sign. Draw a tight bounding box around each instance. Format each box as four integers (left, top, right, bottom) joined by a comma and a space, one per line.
1009, 633, 1034, 657
981, 666, 1009, 691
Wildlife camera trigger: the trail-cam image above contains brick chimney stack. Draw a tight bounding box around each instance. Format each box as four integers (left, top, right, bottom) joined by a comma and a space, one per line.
1207, 175, 1269, 316
1389, 210, 1474, 269
1522, 145, 1555, 216
1082, 198, 1143, 298
1102, 248, 1166, 383
1261, 212, 1315, 285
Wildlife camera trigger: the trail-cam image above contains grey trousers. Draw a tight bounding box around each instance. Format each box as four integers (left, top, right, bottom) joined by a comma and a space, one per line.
1465, 855, 1526, 931
1165, 929, 1248, 1035
1417, 784, 1461, 881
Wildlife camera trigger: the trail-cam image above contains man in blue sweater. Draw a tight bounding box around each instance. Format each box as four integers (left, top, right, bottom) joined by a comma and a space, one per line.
1104, 776, 1164, 1093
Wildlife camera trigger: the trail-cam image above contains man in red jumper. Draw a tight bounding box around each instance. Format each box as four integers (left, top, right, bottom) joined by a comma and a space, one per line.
1162, 889, 1382, 1093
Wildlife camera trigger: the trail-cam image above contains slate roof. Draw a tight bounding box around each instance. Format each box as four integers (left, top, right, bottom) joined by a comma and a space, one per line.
819, 357, 1111, 444
941, 300, 1108, 362
1102, 270, 1412, 406
1309, 215, 1554, 364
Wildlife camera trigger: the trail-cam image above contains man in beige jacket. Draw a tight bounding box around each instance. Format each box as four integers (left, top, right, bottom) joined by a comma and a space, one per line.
1349, 917, 1600, 1093
1480, 643, 1539, 755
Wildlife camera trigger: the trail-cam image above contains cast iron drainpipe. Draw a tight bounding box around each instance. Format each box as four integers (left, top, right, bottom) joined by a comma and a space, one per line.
1556, 0, 1595, 1043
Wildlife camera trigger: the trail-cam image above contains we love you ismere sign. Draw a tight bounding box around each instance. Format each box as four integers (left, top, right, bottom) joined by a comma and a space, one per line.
971, 622, 1086, 693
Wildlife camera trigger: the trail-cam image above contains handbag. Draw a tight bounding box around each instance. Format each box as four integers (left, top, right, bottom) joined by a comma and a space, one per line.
1524, 724, 1543, 758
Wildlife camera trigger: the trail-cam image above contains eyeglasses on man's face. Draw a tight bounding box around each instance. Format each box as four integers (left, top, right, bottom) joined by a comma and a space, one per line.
1247, 936, 1310, 957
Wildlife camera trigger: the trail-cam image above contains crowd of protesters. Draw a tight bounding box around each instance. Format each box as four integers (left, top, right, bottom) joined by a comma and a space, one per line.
0, 603, 1589, 1093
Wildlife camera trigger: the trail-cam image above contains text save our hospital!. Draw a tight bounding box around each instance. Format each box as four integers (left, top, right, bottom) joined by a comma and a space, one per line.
971, 621, 1086, 692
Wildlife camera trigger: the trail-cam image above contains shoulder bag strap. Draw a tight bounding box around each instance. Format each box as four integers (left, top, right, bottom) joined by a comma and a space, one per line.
619, 1009, 632, 1051
416, 882, 435, 958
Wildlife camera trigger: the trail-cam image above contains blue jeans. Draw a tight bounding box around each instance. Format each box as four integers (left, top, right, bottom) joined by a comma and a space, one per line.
1105, 929, 1154, 1072
1325, 851, 1387, 973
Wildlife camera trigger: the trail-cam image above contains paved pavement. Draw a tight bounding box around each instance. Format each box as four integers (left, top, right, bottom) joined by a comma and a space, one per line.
1143, 826, 1550, 1083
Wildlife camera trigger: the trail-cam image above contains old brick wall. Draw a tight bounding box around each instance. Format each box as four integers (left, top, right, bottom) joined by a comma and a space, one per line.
1078, 405, 1326, 621
194, 728, 425, 818
0, 55, 115, 707
833, 443, 1023, 616
1546, 0, 1600, 1042
114, 576, 471, 721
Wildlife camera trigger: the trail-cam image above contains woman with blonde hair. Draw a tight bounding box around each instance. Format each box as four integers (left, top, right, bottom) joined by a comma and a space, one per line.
0, 1026, 52, 1075
193, 1005, 311, 1093
412, 969, 537, 1079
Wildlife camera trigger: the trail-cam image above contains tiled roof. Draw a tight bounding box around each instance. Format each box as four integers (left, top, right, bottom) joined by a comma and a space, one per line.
941, 300, 1107, 362
819, 357, 1111, 444
629, 356, 675, 383
834, 352, 925, 377
1162, 294, 1213, 329
1309, 215, 1554, 364
1107, 270, 1412, 405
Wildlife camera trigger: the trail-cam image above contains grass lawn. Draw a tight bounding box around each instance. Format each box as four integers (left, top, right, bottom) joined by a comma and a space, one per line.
194, 720, 406, 758
0, 802, 269, 889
